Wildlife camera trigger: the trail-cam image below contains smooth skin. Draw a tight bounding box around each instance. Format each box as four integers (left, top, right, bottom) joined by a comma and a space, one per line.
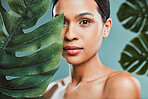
43, 0, 141, 98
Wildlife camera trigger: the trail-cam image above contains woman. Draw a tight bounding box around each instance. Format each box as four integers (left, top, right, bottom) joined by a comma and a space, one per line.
43, 0, 141, 98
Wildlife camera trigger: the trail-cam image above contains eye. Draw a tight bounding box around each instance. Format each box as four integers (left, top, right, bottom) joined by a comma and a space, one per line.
63, 20, 68, 26
79, 20, 91, 26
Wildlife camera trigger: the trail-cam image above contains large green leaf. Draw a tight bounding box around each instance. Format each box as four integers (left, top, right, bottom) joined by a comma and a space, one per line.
0, 67, 58, 98
0, 0, 64, 98
117, 0, 148, 33
119, 33, 148, 75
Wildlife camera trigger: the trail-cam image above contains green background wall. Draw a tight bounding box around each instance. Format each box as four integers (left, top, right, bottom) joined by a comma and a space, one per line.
1, 0, 148, 98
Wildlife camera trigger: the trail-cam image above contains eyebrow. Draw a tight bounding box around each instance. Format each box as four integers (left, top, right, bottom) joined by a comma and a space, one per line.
75, 12, 94, 18
55, 14, 69, 22
55, 12, 93, 19
55, 14, 60, 17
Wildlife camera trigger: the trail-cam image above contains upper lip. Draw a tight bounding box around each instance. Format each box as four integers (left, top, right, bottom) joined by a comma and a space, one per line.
63, 46, 83, 50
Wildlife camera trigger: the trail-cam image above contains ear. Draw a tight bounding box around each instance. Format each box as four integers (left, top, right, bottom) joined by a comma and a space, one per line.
103, 18, 112, 38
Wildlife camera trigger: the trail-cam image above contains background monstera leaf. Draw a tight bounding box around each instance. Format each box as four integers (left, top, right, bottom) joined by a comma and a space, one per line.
117, 0, 148, 33
0, 0, 64, 98
119, 33, 148, 75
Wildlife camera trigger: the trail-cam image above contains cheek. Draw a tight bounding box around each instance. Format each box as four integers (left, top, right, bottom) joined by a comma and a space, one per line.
59, 28, 66, 39
83, 23, 103, 37
83, 25, 103, 51
82, 24, 103, 43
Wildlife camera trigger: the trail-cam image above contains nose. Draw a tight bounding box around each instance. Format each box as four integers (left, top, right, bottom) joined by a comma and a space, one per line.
64, 24, 79, 41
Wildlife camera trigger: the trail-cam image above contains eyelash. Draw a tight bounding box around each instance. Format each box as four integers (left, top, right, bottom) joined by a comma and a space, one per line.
79, 19, 91, 25
63, 20, 68, 26
63, 19, 91, 27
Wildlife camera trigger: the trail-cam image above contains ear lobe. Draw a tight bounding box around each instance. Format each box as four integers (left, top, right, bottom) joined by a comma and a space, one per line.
103, 18, 112, 38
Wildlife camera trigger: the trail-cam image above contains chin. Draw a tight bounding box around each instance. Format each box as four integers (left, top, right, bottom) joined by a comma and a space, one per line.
66, 58, 82, 65
67, 60, 81, 65
63, 55, 87, 66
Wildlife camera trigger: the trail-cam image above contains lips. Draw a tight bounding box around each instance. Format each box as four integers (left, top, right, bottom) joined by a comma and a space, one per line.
63, 46, 83, 55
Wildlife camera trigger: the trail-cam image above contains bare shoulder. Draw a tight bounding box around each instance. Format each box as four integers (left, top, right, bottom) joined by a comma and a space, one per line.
42, 77, 68, 99
104, 71, 141, 99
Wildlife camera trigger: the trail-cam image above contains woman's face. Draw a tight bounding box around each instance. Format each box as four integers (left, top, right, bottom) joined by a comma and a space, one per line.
53, 0, 111, 65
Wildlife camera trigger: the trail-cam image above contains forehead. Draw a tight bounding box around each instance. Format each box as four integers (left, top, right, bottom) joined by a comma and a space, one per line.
53, 0, 99, 16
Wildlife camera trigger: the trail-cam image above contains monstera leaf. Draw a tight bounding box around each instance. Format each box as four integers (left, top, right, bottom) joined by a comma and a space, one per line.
119, 33, 148, 75
117, 0, 148, 33
0, 0, 64, 98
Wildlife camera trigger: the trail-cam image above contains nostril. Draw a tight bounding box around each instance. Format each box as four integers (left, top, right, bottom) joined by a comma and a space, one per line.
64, 36, 71, 41
64, 36, 79, 41
64, 26, 79, 41
73, 38, 78, 40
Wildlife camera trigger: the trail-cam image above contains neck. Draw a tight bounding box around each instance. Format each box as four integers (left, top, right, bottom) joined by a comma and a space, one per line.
68, 53, 107, 85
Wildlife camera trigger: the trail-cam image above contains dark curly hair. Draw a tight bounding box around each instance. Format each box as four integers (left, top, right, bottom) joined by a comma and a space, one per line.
51, 0, 110, 23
